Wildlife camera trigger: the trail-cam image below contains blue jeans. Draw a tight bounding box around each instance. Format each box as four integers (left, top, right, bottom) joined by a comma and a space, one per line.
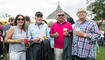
99, 37, 104, 46
26, 47, 31, 60
32, 44, 41, 60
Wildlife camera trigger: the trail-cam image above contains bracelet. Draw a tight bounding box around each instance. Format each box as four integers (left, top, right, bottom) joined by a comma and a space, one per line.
84, 34, 86, 37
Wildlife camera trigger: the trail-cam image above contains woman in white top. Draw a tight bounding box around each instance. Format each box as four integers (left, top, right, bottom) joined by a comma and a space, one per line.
5, 14, 26, 60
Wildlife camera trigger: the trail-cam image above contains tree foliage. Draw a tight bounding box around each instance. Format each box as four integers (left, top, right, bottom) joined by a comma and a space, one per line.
87, 0, 105, 21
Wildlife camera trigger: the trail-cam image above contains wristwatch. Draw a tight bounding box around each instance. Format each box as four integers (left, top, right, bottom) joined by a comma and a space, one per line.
84, 33, 86, 37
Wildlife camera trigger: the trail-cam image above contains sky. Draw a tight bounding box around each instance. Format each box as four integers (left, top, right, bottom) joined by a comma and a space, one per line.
0, 0, 87, 21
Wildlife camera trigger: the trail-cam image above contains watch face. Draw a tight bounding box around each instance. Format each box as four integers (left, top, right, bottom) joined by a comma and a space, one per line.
84, 34, 86, 37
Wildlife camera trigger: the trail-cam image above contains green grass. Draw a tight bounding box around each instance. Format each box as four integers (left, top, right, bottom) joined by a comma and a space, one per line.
96, 46, 105, 60
1, 46, 105, 60
1, 53, 7, 60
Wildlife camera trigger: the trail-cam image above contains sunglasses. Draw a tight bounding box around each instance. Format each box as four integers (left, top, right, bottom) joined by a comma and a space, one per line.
58, 14, 64, 16
17, 18, 24, 21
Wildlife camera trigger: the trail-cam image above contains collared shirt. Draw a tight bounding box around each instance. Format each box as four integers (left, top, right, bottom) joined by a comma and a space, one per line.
50, 21, 73, 49
72, 18, 101, 59
28, 22, 50, 43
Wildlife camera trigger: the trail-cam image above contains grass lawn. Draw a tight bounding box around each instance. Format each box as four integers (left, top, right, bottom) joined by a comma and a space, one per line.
1, 46, 105, 60
96, 46, 105, 60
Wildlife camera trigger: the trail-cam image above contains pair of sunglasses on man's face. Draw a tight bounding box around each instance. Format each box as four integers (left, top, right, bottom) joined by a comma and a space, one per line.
58, 14, 64, 16
17, 18, 24, 21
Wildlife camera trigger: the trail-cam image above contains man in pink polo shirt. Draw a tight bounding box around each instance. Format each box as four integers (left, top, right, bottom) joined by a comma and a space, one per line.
50, 11, 73, 60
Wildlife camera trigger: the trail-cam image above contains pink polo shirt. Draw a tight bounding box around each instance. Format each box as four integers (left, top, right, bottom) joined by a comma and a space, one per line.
50, 21, 73, 49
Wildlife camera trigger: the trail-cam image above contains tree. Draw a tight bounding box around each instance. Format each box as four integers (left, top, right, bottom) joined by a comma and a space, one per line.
87, 0, 105, 21
0, 12, 11, 18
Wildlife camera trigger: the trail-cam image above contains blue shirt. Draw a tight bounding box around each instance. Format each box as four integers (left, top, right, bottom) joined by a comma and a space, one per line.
28, 22, 50, 44
4, 23, 11, 31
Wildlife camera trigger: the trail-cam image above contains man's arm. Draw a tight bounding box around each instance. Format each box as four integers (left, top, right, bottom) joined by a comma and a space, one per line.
87, 22, 101, 41
76, 22, 101, 41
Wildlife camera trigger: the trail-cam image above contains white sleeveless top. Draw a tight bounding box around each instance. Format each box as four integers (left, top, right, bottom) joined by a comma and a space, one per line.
9, 26, 26, 52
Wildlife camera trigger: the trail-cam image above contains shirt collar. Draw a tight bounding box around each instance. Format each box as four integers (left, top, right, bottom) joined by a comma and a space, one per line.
57, 20, 67, 24
76, 18, 89, 24
34, 22, 44, 25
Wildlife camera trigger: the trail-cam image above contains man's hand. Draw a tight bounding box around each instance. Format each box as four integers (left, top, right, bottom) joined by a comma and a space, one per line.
75, 31, 85, 37
63, 32, 69, 36
53, 32, 59, 38
32, 37, 40, 43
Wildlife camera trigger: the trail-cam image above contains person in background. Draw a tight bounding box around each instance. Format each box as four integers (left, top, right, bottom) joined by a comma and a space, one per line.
28, 11, 50, 60
99, 28, 104, 46
42, 20, 47, 24
25, 16, 31, 34
48, 21, 54, 60
67, 17, 75, 25
24, 16, 31, 60
0, 22, 4, 59
72, 8, 101, 60
50, 11, 73, 60
5, 14, 26, 60
4, 17, 14, 60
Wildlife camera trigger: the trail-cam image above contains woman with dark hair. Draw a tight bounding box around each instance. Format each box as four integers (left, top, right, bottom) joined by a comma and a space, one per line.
5, 14, 26, 60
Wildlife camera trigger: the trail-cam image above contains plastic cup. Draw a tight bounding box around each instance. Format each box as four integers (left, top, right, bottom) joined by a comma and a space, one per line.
63, 28, 67, 32
43, 35, 46, 40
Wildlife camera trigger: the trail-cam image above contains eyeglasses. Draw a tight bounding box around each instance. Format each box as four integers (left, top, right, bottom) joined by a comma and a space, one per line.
58, 14, 64, 16
17, 18, 24, 21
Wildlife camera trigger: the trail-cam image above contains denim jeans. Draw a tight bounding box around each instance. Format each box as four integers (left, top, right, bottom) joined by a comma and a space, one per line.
32, 44, 41, 60
99, 37, 104, 46
26, 47, 31, 60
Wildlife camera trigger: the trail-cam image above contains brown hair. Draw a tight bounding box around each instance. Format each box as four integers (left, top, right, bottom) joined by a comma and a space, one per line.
25, 16, 31, 22
14, 14, 26, 32
35, 11, 43, 17
8, 17, 14, 22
